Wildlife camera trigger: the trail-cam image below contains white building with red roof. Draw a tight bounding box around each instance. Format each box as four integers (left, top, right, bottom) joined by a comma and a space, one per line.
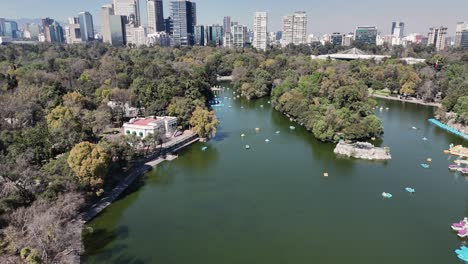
123, 116, 178, 138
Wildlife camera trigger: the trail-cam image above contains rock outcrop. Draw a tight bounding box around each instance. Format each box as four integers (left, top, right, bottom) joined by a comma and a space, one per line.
334, 141, 391, 160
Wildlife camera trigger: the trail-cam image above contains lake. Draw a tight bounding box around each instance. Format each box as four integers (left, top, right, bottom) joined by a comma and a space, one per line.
83, 86, 468, 264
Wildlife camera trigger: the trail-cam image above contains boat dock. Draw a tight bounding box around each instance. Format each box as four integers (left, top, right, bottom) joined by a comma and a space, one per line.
429, 119, 468, 140
79, 132, 199, 223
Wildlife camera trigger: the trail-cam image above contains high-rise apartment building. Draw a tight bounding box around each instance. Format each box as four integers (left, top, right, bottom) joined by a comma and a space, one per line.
253, 12, 268, 51
147, 0, 165, 34
354, 26, 378, 45
232, 24, 247, 48
101, 4, 114, 43
170, 0, 197, 46
223, 16, 231, 35
391, 22, 405, 38
343, 33, 354, 46
78, 12, 94, 41
281, 11, 307, 47
126, 26, 147, 46
0, 18, 5, 36
460, 30, 468, 49
455, 22, 468, 48
113, 0, 140, 26
428, 26, 448, 51
165, 16, 173, 35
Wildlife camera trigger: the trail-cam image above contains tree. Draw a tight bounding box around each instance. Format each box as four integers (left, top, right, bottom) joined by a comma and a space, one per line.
189, 107, 219, 139
67, 142, 109, 196
46, 106, 88, 153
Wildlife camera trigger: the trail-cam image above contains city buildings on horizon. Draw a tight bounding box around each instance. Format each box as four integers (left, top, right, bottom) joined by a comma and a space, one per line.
0, 0, 466, 51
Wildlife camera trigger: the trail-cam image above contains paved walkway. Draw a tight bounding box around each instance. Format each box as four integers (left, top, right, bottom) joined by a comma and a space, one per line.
371, 94, 441, 107
79, 132, 199, 223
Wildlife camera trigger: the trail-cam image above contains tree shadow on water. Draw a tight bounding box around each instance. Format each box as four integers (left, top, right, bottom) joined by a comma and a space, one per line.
83, 225, 130, 256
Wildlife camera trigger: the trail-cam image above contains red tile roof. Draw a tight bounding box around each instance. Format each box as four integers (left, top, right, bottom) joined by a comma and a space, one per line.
132, 118, 158, 126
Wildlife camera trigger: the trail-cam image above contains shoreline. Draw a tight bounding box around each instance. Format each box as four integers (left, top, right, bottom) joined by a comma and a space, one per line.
79, 132, 199, 223
371, 94, 441, 107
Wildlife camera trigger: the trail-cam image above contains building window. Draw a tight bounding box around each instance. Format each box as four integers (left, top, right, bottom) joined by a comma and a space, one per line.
126, 130, 130, 134
139, 132, 144, 137
132, 131, 137, 136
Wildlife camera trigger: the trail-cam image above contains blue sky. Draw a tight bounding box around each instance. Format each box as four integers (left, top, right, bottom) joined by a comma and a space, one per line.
1, 0, 467, 35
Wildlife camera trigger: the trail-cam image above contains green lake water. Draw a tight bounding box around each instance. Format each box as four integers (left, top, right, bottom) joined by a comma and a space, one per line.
83, 87, 468, 264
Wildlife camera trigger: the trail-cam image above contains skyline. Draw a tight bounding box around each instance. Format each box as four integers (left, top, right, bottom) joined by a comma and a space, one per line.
1, 0, 467, 36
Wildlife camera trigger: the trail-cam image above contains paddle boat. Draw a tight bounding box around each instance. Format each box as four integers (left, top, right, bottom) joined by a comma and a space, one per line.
289, 126, 296, 130
426, 158, 432, 162
241, 133, 245, 137
451, 218, 468, 231
385, 107, 389, 110
241, 106, 244, 109
275, 131, 281, 134
260, 105, 264, 108
422, 137, 428, 141
448, 164, 460, 171
201, 146, 208, 151
420, 163, 430, 169
245, 145, 250, 150
462, 168, 468, 175
405, 187, 415, 194
265, 139, 270, 143
267, 101, 271, 104
323, 172, 329, 177
382, 192, 393, 198
412, 126, 417, 130
458, 229, 468, 238
455, 246, 468, 262
255, 128, 260, 132
379, 107, 383, 111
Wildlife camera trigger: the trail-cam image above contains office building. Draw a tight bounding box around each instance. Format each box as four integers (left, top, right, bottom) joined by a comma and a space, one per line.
113, 0, 140, 26
455, 22, 468, 48
343, 33, 354, 46
0, 18, 5, 36
194, 24, 204, 45
165, 16, 173, 35
428, 26, 448, 51
391, 22, 405, 38
147, 0, 165, 34
65, 17, 82, 44
354, 26, 378, 45
330, 32, 343, 46
223, 16, 231, 34
253, 12, 268, 51
126, 25, 147, 46
460, 30, 468, 49
3, 20, 19, 38
281, 11, 307, 47
102, 4, 127, 46
78, 12, 94, 41
205, 24, 223, 46
170, 0, 197, 46
42, 18, 65, 43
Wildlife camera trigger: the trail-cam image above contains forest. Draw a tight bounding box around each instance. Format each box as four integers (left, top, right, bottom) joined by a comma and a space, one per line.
0, 42, 467, 263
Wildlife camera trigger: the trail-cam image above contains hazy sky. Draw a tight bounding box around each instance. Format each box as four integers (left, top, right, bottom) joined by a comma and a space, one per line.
1, 0, 467, 35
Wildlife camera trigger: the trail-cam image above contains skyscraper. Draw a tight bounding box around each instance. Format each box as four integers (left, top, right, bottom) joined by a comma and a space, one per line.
194, 25, 204, 45
170, 0, 197, 46
0, 18, 5, 36
165, 16, 173, 35
42, 18, 65, 43
147, 0, 165, 34
354, 26, 378, 45
223, 16, 231, 35
253, 12, 268, 51
330, 33, 343, 46
3, 21, 18, 38
391, 22, 405, 38
281, 11, 307, 47
101, 4, 114, 43
455, 22, 468, 48
232, 24, 247, 48
428, 26, 448, 51
78, 11, 94, 41
101, 4, 127, 46
113, 0, 140, 26
205, 24, 223, 46
66, 17, 82, 44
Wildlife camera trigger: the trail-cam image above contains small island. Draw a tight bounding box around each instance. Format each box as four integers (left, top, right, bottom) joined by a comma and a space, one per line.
334, 141, 391, 160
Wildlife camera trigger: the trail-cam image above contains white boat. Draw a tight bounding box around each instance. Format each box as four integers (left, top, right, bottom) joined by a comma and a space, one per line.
382, 192, 393, 198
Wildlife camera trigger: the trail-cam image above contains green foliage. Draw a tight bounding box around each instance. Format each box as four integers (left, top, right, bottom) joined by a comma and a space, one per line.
20, 247, 43, 264
189, 107, 219, 138
454, 96, 468, 124
67, 142, 109, 196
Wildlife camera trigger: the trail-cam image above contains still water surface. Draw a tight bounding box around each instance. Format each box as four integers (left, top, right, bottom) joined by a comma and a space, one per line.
84, 88, 468, 263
